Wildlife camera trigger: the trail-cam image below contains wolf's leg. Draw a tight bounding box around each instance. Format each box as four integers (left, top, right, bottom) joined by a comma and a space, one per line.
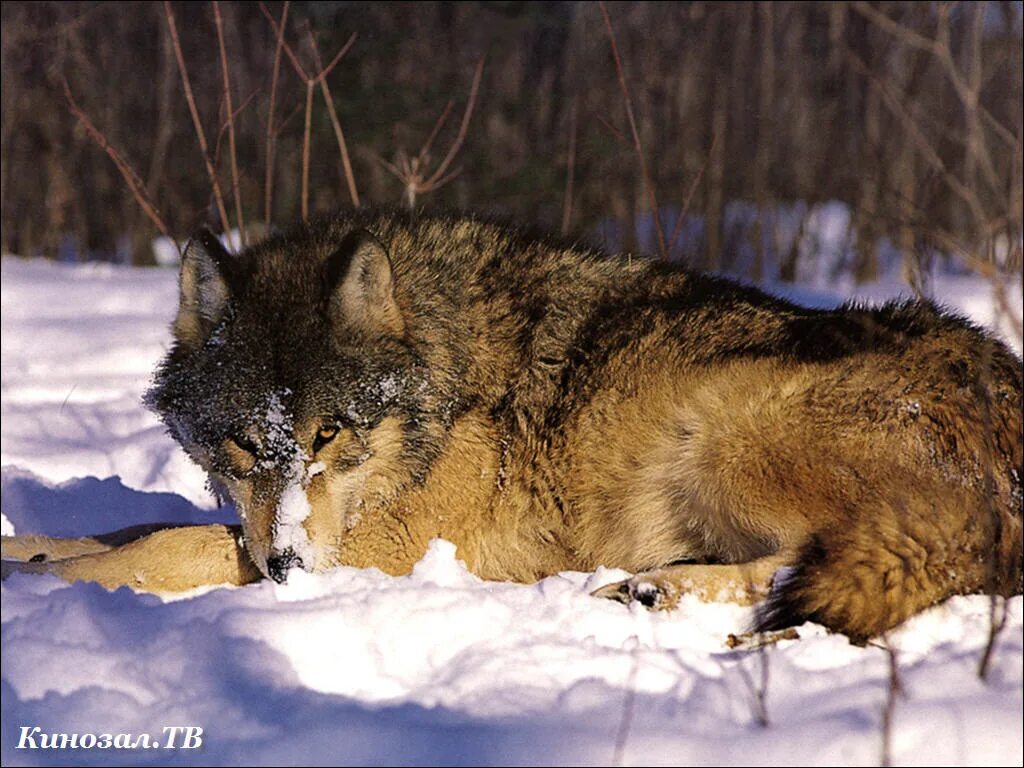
2, 534, 112, 562
591, 554, 789, 610
0, 523, 191, 562
1, 524, 261, 592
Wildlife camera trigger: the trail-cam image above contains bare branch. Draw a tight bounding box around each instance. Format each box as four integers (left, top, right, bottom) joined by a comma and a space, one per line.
311, 35, 354, 84
62, 76, 176, 253
851, 1, 946, 61
725, 628, 799, 650
264, 0, 290, 226
380, 59, 484, 208
421, 58, 485, 190
301, 80, 314, 222
259, 2, 353, 85
668, 131, 720, 255
561, 99, 578, 236
213, 1, 246, 246
258, 2, 359, 210
214, 88, 260, 154
258, 1, 308, 81
425, 165, 463, 192
850, 1, 1016, 149
879, 637, 903, 767
275, 103, 304, 138
596, 114, 630, 147
841, 43, 988, 233
308, 27, 360, 206
599, 1, 668, 260
371, 150, 407, 182
163, 0, 231, 239
417, 100, 455, 167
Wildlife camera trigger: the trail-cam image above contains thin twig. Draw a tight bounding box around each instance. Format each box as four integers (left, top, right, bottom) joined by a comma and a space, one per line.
213, 1, 246, 247
258, 1, 352, 86
561, 99, 578, 236
599, 1, 668, 260
258, 1, 358, 214
258, 0, 308, 80
62, 76, 176, 251
163, 0, 231, 239
275, 102, 304, 138
425, 166, 463, 192
379, 59, 484, 208
734, 642, 771, 727
301, 80, 314, 222
840, 42, 988, 233
420, 58, 484, 191
850, 0, 1015, 149
418, 100, 455, 166
264, 0, 289, 226
214, 88, 260, 155
879, 636, 904, 767
612, 638, 640, 767
373, 152, 406, 181
668, 131, 720, 255
596, 114, 630, 147
308, 26, 360, 206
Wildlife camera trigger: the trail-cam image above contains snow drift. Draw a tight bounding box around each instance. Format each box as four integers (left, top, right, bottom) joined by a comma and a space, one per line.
1, 255, 1021, 766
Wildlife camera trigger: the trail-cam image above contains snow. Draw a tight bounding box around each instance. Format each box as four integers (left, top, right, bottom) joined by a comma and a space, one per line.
2, 253, 1022, 766
271, 478, 315, 570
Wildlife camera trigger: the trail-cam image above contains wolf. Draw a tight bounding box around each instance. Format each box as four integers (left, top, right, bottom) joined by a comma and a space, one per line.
2, 210, 1021, 642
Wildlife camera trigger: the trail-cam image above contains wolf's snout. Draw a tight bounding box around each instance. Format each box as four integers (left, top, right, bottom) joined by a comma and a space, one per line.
266, 549, 303, 583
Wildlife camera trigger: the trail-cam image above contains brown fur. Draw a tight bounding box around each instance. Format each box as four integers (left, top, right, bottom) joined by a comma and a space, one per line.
3, 210, 1021, 641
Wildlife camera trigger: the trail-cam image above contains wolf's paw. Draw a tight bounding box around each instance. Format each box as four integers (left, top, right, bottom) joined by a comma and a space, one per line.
590, 572, 681, 611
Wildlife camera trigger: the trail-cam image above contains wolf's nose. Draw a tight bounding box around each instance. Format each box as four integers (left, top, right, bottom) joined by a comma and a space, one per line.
266, 549, 303, 583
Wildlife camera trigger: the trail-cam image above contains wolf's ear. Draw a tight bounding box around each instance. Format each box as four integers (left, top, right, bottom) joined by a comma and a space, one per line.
173, 229, 233, 349
325, 230, 405, 337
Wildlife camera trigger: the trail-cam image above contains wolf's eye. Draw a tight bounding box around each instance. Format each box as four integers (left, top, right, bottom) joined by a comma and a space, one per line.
230, 436, 259, 455
314, 425, 339, 452
224, 436, 258, 474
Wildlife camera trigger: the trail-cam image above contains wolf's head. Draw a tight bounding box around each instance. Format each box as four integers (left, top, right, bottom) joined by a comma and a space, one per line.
145, 222, 448, 582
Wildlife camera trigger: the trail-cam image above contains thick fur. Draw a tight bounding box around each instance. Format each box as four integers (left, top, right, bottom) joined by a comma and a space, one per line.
3, 209, 1021, 641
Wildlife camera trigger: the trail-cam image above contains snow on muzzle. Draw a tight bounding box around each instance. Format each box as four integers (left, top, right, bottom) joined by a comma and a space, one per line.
264, 459, 326, 583
246, 390, 326, 583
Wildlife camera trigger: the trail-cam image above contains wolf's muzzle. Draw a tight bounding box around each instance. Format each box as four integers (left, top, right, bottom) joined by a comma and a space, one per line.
266, 548, 303, 583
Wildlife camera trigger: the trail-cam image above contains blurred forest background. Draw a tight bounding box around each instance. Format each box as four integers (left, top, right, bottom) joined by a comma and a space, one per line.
1, 1, 1021, 284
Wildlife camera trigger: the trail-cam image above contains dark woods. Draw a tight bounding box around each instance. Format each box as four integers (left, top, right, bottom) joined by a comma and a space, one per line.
1, 1, 1020, 281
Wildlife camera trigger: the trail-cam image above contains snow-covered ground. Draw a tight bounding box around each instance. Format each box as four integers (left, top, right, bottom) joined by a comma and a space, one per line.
1, 255, 1021, 766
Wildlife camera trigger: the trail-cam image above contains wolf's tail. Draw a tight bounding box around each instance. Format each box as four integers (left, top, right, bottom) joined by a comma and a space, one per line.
756, 479, 1023, 643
